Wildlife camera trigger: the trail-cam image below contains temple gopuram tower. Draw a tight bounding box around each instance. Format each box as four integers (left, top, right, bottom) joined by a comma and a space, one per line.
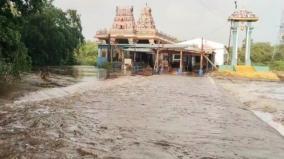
111, 6, 136, 44
95, 5, 178, 66
96, 5, 177, 45
136, 6, 156, 31
136, 5, 157, 44
112, 6, 136, 31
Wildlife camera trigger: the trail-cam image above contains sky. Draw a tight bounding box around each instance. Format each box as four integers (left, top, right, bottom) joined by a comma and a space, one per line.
53, 0, 284, 44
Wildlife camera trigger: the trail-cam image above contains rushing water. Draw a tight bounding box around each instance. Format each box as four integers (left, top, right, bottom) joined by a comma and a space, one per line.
253, 111, 284, 136
0, 66, 100, 105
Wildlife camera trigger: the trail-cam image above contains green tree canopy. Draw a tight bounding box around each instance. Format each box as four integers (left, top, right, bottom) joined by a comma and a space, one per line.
0, 0, 84, 81
238, 42, 273, 65
75, 41, 98, 65
251, 42, 274, 65
273, 44, 284, 61
0, 0, 45, 80
22, 4, 84, 66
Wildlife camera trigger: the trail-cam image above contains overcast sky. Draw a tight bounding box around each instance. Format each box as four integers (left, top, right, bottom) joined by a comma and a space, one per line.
54, 0, 284, 44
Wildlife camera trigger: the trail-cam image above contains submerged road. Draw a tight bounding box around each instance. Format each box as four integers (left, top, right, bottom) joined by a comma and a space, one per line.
0, 75, 284, 159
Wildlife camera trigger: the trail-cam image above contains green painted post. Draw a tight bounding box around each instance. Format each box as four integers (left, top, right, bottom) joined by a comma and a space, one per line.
245, 22, 253, 65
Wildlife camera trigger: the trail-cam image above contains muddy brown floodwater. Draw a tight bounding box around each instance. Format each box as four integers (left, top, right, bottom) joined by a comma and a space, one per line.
0, 75, 284, 159
0, 66, 97, 105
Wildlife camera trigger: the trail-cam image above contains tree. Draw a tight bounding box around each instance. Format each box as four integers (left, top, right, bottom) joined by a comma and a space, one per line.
22, 4, 84, 67
238, 42, 274, 65
75, 41, 98, 65
0, 0, 46, 81
273, 44, 284, 61
251, 42, 274, 65
1, 0, 84, 81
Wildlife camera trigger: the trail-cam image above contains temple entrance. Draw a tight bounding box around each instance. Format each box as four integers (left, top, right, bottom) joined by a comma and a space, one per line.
139, 53, 154, 67
159, 53, 196, 73
156, 51, 215, 74
130, 52, 154, 68
98, 43, 217, 76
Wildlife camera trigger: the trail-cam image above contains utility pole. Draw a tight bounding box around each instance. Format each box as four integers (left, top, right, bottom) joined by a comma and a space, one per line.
280, 11, 284, 44
272, 11, 284, 61
199, 38, 204, 76
226, 0, 238, 64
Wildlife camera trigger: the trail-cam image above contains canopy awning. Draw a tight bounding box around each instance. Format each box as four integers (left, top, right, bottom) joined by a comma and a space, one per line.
99, 43, 213, 54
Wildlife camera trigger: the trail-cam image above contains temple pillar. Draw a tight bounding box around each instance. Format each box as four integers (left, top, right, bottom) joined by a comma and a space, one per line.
105, 48, 109, 60
128, 39, 137, 63
245, 22, 253, 66
231, 22, 239, 66
110, 38, 116, 63
134, 52, 136, 62
199, 53, 204, 76
155, 49, 160, 72
188, 55, 193, 71
98, 45, 102, 57
179, 50, 183, 73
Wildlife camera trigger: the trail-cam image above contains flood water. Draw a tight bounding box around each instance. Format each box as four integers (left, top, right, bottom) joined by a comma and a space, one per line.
0, 66, 99, 105
1, 75, 284, 158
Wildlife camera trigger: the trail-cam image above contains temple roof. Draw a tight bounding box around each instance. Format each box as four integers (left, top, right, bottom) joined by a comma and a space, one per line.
96, 5, 178, 44
136, 5, 156, 32
228, 9, 259, 22
112, 6, 136, 32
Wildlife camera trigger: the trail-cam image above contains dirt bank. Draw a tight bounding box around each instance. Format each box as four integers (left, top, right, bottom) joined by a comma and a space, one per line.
1, 75, 284, 159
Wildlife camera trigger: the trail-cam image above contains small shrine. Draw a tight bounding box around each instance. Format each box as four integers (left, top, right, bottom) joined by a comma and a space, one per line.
228, 9, 259, 66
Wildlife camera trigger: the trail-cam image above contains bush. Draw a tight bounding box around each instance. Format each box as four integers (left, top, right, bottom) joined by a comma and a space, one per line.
274, 44, 284, 60
270, 61, 284, 71
75, 41, 98, 65
76, 55, 97, 66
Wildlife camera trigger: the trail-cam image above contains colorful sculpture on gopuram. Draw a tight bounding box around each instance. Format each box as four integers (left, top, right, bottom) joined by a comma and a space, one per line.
96, 5, 177, 45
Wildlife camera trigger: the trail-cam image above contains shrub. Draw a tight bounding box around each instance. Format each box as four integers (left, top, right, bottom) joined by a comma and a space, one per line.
270, 61, 284, 71
75, 41, 98, 65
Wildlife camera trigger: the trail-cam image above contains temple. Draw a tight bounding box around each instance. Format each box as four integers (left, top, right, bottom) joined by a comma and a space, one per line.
96, 5, 216, 75
96, 6, 178, 45
228, 9, 259, 66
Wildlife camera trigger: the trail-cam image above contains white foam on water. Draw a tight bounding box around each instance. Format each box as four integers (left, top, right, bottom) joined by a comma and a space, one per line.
13, 76, 142, 105
253, 110, 284, 136
208, 77, 216, 85
14, 77, 101, 104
